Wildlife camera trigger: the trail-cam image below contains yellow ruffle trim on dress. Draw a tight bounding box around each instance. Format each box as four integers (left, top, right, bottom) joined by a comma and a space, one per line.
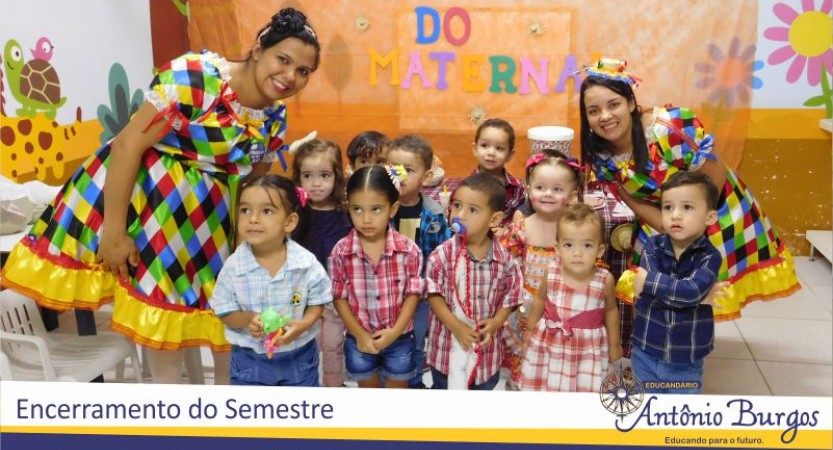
1, 239, 230, 352
0, 241, 115, 311
110, 286, 230, 352
615, 247, 801, 322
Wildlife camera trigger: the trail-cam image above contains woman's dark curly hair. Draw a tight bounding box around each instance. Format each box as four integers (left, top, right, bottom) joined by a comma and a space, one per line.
254, 8, 321, 71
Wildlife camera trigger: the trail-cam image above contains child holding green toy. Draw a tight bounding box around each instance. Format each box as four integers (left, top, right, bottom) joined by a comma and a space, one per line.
211, 175, 331, 386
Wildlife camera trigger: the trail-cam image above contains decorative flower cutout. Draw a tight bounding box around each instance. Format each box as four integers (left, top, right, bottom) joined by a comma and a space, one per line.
528, 20, 546, 37
694, 38, 763, 107
763, 0, 832, 86
354, 13, 370, 32
468, 105, 487, 125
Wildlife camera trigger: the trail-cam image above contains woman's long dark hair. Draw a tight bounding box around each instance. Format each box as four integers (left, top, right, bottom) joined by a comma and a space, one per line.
579, 76, 648, 175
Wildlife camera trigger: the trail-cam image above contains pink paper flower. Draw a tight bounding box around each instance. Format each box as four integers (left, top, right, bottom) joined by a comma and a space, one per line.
764, 0, 833, 86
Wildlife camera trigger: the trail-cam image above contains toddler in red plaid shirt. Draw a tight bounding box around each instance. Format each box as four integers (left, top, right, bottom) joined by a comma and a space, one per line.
425, 173, 523, 390
329, 165, 422, 389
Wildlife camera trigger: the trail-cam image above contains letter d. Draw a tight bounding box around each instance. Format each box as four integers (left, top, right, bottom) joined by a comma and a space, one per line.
189, 397, 203, 419
415, 6, 440, 44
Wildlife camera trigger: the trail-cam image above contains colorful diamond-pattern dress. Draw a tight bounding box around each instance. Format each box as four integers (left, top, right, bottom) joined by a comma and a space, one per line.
594, 106, 800, 321
0, 51, 289, 351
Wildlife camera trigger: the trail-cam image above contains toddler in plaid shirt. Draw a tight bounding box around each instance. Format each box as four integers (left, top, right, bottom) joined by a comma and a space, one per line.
631, 171, 722, 394
329, 165, 422, 389
471, 118, 526, 228
212, 175, 331, 387
425, 173, 522, 390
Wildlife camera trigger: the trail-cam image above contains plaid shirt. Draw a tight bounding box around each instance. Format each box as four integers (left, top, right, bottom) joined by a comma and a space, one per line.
425, 235, 522, 384
328, 228, 422, 333
211, 240, 331, 354
631, 234, 722, 363
472, 167, 526, 227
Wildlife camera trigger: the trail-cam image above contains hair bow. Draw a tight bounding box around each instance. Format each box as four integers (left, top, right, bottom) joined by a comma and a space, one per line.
565, 157, 583, 171
575, 57, 642, 86
524, 153, 547, 170
295, 186, 309, 208
386, 164, 408, 191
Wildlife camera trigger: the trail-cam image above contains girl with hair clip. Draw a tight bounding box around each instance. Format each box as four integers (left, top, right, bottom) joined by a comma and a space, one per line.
578, 58, 800, 321
328, 165, 422, 388
498, 149, 583, 390
291, 138, 352, 387
211, 175, 330, 386
1, 7, 320, 383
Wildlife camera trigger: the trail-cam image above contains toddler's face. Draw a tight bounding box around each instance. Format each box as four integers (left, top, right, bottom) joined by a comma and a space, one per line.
556, 221, 605, 277
527, 163, 577, 216
448, 186, 503, 241
661, 184, 717, 249
385, 148, 430, 202
298, 153, 336, 207
473, 126, 514, 174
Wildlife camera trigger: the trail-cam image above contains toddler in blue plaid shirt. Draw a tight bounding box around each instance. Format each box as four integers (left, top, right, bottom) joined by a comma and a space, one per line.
630, 171, 722, 394
212, 175, 331, 387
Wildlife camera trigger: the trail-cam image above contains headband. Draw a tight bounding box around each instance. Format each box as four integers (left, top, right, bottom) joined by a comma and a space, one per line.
576, 58, 642, 86
525, 153, 583, 172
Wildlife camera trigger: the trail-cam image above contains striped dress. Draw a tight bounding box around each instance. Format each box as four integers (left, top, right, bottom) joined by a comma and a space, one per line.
597, 106, 800, 321
497, 218, 556, 384
520, 261, 610, 392
0, 51, 289, 351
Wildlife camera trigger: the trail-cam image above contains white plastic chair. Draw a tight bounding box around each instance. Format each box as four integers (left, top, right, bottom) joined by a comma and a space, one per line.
0, 289, 142, 382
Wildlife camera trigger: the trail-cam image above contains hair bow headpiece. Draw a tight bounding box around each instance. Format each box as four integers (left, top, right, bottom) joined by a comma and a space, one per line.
576, 58, 642, 86
386, 164, 408, 192
295, 186, 309, 208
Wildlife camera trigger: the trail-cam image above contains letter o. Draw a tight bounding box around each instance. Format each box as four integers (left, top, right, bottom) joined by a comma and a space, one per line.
442, 7, 471, 46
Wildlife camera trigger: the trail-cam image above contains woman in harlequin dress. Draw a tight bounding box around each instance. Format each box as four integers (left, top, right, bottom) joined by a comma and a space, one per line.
0, 8, 321, 384
578, 58, 800, 323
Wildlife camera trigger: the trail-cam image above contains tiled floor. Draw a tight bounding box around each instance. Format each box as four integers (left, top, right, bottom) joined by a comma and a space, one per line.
57, 257, 832, 396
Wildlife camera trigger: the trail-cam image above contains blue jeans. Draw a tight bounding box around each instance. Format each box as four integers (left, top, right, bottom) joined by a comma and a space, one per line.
344, 332, 416, 381
430, 368, 500, 391
230, 340, 319, 387
408, 300, 430, 387
631, 346, 704, 394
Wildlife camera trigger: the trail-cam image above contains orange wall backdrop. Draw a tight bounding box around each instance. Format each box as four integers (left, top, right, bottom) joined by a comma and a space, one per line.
188, 0, 761, 177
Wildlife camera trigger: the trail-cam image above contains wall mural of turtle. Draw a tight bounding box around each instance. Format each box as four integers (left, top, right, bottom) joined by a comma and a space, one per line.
4, 38, 66, 120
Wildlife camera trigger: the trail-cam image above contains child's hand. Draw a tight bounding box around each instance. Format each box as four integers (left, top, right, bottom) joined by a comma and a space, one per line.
371, 328, 400, 351
451, 321, 479, 351
357, 333, 380, 354
249, 315, 264, 339
477, 318, 500, 345
703, 281, 729, 307
608, 344, 624, 364
633, 268, 648, 299
271, 320, 302, 346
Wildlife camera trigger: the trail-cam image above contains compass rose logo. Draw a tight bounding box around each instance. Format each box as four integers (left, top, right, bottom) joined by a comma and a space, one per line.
599, 363, 644, 417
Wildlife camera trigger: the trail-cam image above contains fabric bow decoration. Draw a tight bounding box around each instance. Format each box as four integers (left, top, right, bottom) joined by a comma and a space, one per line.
295, 186, 309, 208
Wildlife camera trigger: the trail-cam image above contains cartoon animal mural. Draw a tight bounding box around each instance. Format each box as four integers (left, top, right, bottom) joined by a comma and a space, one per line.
30, 37, 54, 62
4, 39, 66, 120
1, 38, 104, 185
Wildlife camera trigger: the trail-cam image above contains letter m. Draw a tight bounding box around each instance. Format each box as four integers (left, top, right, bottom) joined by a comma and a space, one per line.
369, 49, 401, 86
